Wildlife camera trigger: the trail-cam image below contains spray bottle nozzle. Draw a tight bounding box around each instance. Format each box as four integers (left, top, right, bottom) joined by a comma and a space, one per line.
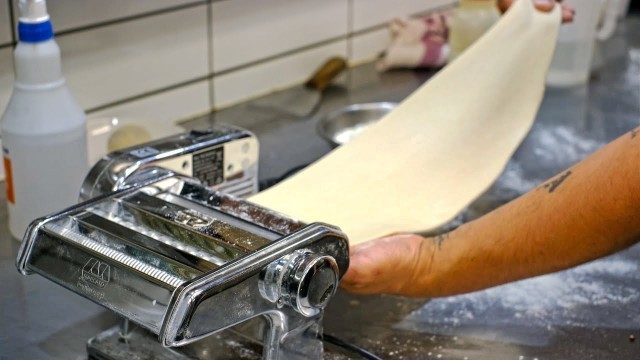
18, 0, 50, 24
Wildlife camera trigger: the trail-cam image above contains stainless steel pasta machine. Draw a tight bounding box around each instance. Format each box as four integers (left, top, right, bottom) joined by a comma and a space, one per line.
16, 125, 350, 360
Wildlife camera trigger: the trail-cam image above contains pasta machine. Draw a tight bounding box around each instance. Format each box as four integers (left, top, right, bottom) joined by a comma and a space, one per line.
16, 125, 350, 360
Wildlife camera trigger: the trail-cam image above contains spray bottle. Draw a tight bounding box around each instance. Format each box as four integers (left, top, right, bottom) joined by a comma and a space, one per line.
1, 0, 87, 239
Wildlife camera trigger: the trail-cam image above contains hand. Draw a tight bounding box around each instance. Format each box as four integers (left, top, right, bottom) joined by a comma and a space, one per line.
498, 0, 575, 23
340, 234, 433, 295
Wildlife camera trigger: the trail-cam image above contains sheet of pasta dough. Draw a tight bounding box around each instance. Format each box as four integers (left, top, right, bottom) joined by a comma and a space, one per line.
250, 0, 561, 245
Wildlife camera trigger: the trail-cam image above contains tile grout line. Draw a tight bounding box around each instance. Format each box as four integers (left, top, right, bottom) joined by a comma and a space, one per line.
211, 34, 349, 78
3, 0, 208, 48
85, 3, 457, 116
85, 30, 352, 115
347, 0, 354, 60
349, 2, 456, 38
137, 2, 455, 84
85, 75, 210, 114
83, 20, 411, 115
346, 0, 355, 95
7, 0, 16, 44
3, 3, 454, 53
206, 0, 215, 111
40, 1, 207, 39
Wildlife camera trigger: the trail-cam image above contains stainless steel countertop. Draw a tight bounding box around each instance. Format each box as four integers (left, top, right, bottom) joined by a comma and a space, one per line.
2, 17, 640, 360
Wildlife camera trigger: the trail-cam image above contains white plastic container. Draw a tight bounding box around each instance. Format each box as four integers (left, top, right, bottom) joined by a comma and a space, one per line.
1, 0, 87, 239
546, 0, 618, 87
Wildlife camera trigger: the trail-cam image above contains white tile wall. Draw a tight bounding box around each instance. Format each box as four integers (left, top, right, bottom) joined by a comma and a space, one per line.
12, 0, 203, 33
350, 28, 390, 65
352, 0, 456, 31
0, 0, 456, 129
88, 79, 209, 125
0, 0, 11, 45
0, 47, 13, 113
57, 5, 208, 111
213, 40, 348, 108
211, 0, 348, 72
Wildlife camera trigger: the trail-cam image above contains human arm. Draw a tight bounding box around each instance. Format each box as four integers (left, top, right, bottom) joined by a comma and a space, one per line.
341, 127, 640, 297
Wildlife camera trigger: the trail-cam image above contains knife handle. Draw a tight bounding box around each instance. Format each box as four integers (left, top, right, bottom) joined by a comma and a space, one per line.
305, 57, 347, 92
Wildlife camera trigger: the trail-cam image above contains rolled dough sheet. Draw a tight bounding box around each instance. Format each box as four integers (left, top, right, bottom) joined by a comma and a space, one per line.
250, 0, 561, 245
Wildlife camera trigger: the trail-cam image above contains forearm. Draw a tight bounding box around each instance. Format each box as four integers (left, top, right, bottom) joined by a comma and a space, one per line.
412, 127, 640, 297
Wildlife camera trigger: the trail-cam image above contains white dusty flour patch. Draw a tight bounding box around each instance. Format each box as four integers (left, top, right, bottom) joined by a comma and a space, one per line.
532, 125, 604, 166
395, 256, 640, 345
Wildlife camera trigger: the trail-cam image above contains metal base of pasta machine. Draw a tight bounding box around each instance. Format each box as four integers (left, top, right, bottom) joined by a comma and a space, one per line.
87, 319, 279, 360
16, 125, 350, 360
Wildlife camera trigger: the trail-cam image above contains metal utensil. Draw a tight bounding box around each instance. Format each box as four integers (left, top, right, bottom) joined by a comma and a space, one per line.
250, 57, 347, 119
316, 102, 397, 147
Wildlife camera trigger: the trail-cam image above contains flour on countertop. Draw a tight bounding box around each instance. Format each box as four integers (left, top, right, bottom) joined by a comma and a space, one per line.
396, 256, 640, 346
494, 162, 538, 196
532, 125, 604, 166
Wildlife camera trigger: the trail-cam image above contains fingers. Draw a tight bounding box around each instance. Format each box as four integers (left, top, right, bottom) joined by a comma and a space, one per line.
342, 237, 398, 293
533, 1, 575, 23
531, 0, 556, 12
341, 249, 387, 294
561, 5, 575, 23
497, 0, 514, 13
498, 0, 555, 13
498, 0, 575, 23
340, 234, 427, 295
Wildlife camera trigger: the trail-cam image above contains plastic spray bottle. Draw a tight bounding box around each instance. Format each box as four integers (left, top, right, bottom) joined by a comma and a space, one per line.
1, 0, 87, 239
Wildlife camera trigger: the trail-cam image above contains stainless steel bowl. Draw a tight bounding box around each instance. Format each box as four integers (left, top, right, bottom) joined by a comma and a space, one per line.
316, 102, 397, 147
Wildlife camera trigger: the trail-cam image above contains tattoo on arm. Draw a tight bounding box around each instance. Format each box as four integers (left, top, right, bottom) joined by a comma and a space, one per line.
542, 170, 572, 193
432, 233, 450, 249
631, 128, 640, 139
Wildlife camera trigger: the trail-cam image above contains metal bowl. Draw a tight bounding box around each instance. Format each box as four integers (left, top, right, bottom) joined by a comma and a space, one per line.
316, 102, 397, 147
